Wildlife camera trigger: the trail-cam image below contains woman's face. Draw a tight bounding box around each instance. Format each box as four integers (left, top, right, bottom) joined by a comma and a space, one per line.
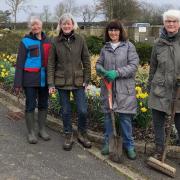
164, 17, 180, 34
61, 19, 74, 34
31, 20, 42, 35
108, 29, 120, 43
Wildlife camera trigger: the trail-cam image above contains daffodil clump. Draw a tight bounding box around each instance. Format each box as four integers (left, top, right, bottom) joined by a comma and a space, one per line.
0, 53, 16, 65
135, 85, 151, 128
90, 55, 101, 87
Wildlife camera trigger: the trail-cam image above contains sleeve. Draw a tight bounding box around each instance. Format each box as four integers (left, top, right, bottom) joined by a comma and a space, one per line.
96, 48, 105, 74
147, 45, 158, 92
117, 42, 139, 78
14, 41, 27, 88
47, 41, 57, 87
81, 37, 91, 84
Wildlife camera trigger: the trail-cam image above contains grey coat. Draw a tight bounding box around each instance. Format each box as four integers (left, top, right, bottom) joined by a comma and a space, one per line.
148, 28, 180, 114
96, 41, 139, 114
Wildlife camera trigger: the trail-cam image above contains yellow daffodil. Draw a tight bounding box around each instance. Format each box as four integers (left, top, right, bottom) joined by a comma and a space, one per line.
135, 86, 142, 93
141, 107, 147, 112
51, 93, 56, 98
96, 92, 100, 97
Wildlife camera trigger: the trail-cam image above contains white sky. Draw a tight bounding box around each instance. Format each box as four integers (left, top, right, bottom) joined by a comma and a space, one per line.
0, 0, 180, 22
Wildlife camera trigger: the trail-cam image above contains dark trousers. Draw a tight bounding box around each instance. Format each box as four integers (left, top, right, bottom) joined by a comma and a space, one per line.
152, 109, 180, 147
24, 87, 49, 112
58, 88, 88, 133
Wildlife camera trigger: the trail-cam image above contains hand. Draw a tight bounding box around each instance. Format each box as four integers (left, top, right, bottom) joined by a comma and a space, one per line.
49, 87, 56, 94
83, 82, 88, 90
104, 70, 119, 82
96, 66, 107, 77
14, 87, 22, 96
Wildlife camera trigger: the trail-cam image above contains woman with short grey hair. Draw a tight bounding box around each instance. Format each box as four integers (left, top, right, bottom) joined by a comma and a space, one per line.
14, 16, 51, 144
148, 9, 180, 159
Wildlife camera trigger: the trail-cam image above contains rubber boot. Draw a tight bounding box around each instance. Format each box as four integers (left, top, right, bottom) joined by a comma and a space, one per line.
38, 109, 50, 141
25, 112, 38, 144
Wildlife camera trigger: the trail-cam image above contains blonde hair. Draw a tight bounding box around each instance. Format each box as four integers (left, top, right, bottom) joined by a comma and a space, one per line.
56, 13, 78, 33
163, 9, 180, 22
28, 16, 43, 28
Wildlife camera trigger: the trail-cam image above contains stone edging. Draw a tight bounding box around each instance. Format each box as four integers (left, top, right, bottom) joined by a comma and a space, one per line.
0, 88, 179, 160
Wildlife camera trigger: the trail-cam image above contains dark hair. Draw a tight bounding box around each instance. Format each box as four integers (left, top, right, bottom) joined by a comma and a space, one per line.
105, 20, 127, 42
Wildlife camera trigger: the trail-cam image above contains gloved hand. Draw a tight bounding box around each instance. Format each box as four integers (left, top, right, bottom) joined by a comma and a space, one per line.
104, 70, 119, 82
96, 66, 107, 77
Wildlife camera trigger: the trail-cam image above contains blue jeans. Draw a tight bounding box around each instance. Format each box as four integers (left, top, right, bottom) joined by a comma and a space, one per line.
24, 87, 48, 112
103, 113, 135, 150
58, 88, 88, 133
152, 109, 180, 147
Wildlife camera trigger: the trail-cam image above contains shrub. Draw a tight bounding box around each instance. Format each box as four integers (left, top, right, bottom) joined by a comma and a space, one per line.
0, 30, 23, 54
135, 64, 149, 89
85, 35, 104, 55
135, 42, 153, 65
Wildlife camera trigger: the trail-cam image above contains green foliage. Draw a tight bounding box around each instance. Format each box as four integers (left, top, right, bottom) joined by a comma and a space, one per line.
134, 86, 151, 128
0, 30, 23, 54
134, 42, 152, 65
85, 35, 104, 55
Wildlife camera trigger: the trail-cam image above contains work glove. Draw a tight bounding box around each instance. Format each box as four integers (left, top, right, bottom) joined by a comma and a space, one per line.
96, 66, 107, 77
104, 70, 119, 82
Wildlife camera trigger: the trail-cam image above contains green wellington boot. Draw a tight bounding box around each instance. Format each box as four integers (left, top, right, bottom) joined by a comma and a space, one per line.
38, 110, 50, 141
101, 143, 109, 155
25, 112, 38, 144
126, 148, 136, 160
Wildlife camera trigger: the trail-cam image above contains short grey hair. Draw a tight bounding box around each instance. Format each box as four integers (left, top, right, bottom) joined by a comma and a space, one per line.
163, 9, 180, 22
56, 13, 78, 32
28, 16, 43, 28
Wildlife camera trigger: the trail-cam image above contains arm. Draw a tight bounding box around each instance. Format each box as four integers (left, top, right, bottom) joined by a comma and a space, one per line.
47, 41, 57, 88
147, 45, 158, 92
117, 42, 139, 78
81, 38, 91, 84
96, 48, 107, 76
14, 41, 27, 88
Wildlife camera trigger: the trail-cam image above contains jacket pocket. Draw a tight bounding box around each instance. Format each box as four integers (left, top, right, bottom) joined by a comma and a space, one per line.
152, 79, 166, 97
55, 72, 65, 86
74, 70, 84, 86
28, 45, 39, 57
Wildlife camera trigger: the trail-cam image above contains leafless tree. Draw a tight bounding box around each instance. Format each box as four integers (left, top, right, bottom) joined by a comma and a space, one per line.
139, 1, 174, 25
81, 0, 100, 22
41, 5, 51, 29
54, 0, 79, 21
6, 0, 26, 28
97, 0, 140, 21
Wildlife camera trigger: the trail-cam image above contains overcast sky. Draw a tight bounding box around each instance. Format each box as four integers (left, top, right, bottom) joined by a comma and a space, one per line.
0, 0, 180, 22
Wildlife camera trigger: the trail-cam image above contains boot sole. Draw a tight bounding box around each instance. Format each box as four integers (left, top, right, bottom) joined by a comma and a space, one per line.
38, 133, 51, 141
63, 142, 74, 151
77, 138, 92, 148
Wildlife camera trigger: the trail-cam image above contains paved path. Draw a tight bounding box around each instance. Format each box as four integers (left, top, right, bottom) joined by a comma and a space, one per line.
0, 102, 127, 180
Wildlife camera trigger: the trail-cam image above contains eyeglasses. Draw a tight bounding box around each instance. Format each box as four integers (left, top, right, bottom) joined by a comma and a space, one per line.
165, 20, 179, 24
108, 29, 120, 32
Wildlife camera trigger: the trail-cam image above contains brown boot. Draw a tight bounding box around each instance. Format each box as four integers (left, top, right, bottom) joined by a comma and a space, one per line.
63, 133, 74, 151
77, 132, 92, 148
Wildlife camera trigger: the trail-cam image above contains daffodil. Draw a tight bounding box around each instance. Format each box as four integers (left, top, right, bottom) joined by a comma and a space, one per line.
141, 107, 147, 112
135, 86, 142, 93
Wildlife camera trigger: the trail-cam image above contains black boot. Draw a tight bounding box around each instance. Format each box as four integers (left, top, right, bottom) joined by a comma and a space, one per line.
38, 109, 50, 141
25, 112, 38, 144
